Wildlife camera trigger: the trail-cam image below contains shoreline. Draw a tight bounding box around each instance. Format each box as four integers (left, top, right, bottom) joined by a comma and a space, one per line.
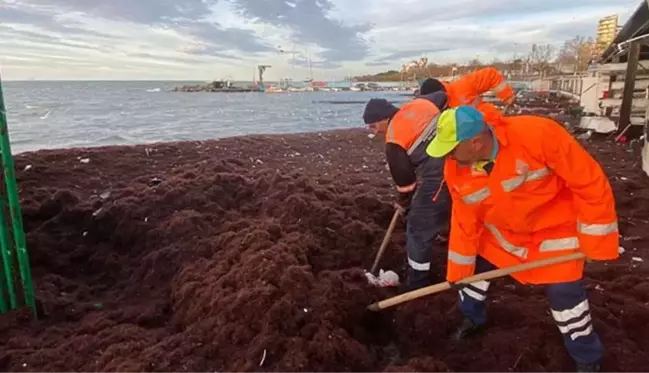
11, 127, 369, 157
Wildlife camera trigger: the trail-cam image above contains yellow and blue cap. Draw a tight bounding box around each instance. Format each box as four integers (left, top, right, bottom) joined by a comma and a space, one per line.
426, 106, 486, 158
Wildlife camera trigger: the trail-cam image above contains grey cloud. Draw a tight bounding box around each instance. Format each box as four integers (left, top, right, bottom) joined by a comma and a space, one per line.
382, 0, 625, 27
0, 5, 51, 23
476, 0, 623, 19
178, 47, 241, 60
230, 0, 372, 63
369, 21, 594, 65
126, 52, 225, 65
179, 21, 273, 53
0, 25, 115, 53
2, 58, 101, 68
13, 0, 216, 24
290, 55, 341, 69
298, 60, 341, 69
0, 44, 94, 62
310, 60, 341, 69
273, 48, 342, 69
365, 61, 391, 67
0, 4, 116, 39
9, 0, 372, 64
545, 18, 601, 41
9, 0, 273, 54
369, 47, 458, 65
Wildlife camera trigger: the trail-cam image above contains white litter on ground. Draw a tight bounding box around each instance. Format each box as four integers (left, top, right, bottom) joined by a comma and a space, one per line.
365, 269, 400, 287
619, 246, 626, 255
259, 349, 267, 367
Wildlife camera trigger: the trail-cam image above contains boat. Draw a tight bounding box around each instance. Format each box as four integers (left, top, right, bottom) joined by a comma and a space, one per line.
266, 85, 285, 93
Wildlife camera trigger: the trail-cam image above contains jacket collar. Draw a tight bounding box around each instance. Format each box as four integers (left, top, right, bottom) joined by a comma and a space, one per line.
489, 116, 509, 147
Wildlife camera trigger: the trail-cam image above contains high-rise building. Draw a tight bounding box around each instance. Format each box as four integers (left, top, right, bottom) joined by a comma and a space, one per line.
596, 15, 619, 55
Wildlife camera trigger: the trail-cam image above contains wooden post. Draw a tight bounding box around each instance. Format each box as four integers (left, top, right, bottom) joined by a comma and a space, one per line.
606, 56, 621, 117
619, 41, 641, 131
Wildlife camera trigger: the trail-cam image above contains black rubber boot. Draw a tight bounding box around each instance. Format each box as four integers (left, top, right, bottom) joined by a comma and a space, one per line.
404, 268, 431, 292
451, 317, 484, 341
576, 362, 600, 372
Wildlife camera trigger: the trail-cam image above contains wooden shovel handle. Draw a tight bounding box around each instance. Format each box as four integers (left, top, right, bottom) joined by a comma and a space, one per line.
367, 252, 586, 311
370, 206, 403, 274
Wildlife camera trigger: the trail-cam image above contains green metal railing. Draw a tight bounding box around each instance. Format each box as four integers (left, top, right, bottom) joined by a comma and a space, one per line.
0, 74, 36, 318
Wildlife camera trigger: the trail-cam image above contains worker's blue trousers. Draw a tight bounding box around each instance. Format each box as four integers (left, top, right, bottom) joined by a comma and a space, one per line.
405, 156, 450, 290
459, 256, 603, 365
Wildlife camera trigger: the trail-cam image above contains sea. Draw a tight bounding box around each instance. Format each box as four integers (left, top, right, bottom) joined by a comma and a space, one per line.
2, 81, 412, 154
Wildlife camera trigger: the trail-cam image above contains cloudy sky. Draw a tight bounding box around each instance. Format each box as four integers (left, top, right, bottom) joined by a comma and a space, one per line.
0, 0, 641, 81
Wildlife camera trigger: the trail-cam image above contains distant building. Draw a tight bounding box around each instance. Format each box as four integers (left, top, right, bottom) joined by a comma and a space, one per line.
596, 15, 619, 55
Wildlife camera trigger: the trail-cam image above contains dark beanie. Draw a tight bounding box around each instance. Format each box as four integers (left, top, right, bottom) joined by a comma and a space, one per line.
362, 98, 399, 124
419, 78, 446, 96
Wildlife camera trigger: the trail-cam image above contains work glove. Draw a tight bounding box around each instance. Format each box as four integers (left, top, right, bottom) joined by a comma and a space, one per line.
396, 190, 415, 214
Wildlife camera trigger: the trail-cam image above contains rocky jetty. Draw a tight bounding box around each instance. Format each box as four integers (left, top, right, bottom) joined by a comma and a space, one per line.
173, 80, 260, 93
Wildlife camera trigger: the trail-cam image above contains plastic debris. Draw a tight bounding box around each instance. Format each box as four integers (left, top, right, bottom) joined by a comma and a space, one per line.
24, 164, 32, 171
619, 246, 626, 255
595, 284, 604, 291
367, 133, 376, 139
92, 207, 104, 217
259, 349, 267, 367
576, 130, 593, 140
365, 269, 400, 287
149, 177, 163, 186
632, 257, 643, 263
80, 158, 90, 164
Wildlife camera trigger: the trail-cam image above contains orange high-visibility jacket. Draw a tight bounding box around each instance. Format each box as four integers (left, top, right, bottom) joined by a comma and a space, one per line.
443, 67, 515, 121
386, 97, 442, 151
385, 95, 444, 193
444, 115, 619, 284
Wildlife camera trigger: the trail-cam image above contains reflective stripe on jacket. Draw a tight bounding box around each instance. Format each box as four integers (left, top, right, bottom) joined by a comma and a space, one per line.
444, 115, 619, 284
443, 67, 515, 121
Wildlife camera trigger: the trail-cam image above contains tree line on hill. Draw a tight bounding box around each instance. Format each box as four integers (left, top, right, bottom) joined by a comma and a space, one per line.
353, 35, 599, 82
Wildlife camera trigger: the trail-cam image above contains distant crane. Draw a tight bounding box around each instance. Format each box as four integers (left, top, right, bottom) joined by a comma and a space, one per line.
258, 65, 271, 92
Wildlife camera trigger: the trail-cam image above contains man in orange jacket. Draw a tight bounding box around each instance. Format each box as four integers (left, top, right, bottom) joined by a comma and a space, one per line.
419, 67, 515, 120
362, 92, 450, 290
426, 106, 619, 372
